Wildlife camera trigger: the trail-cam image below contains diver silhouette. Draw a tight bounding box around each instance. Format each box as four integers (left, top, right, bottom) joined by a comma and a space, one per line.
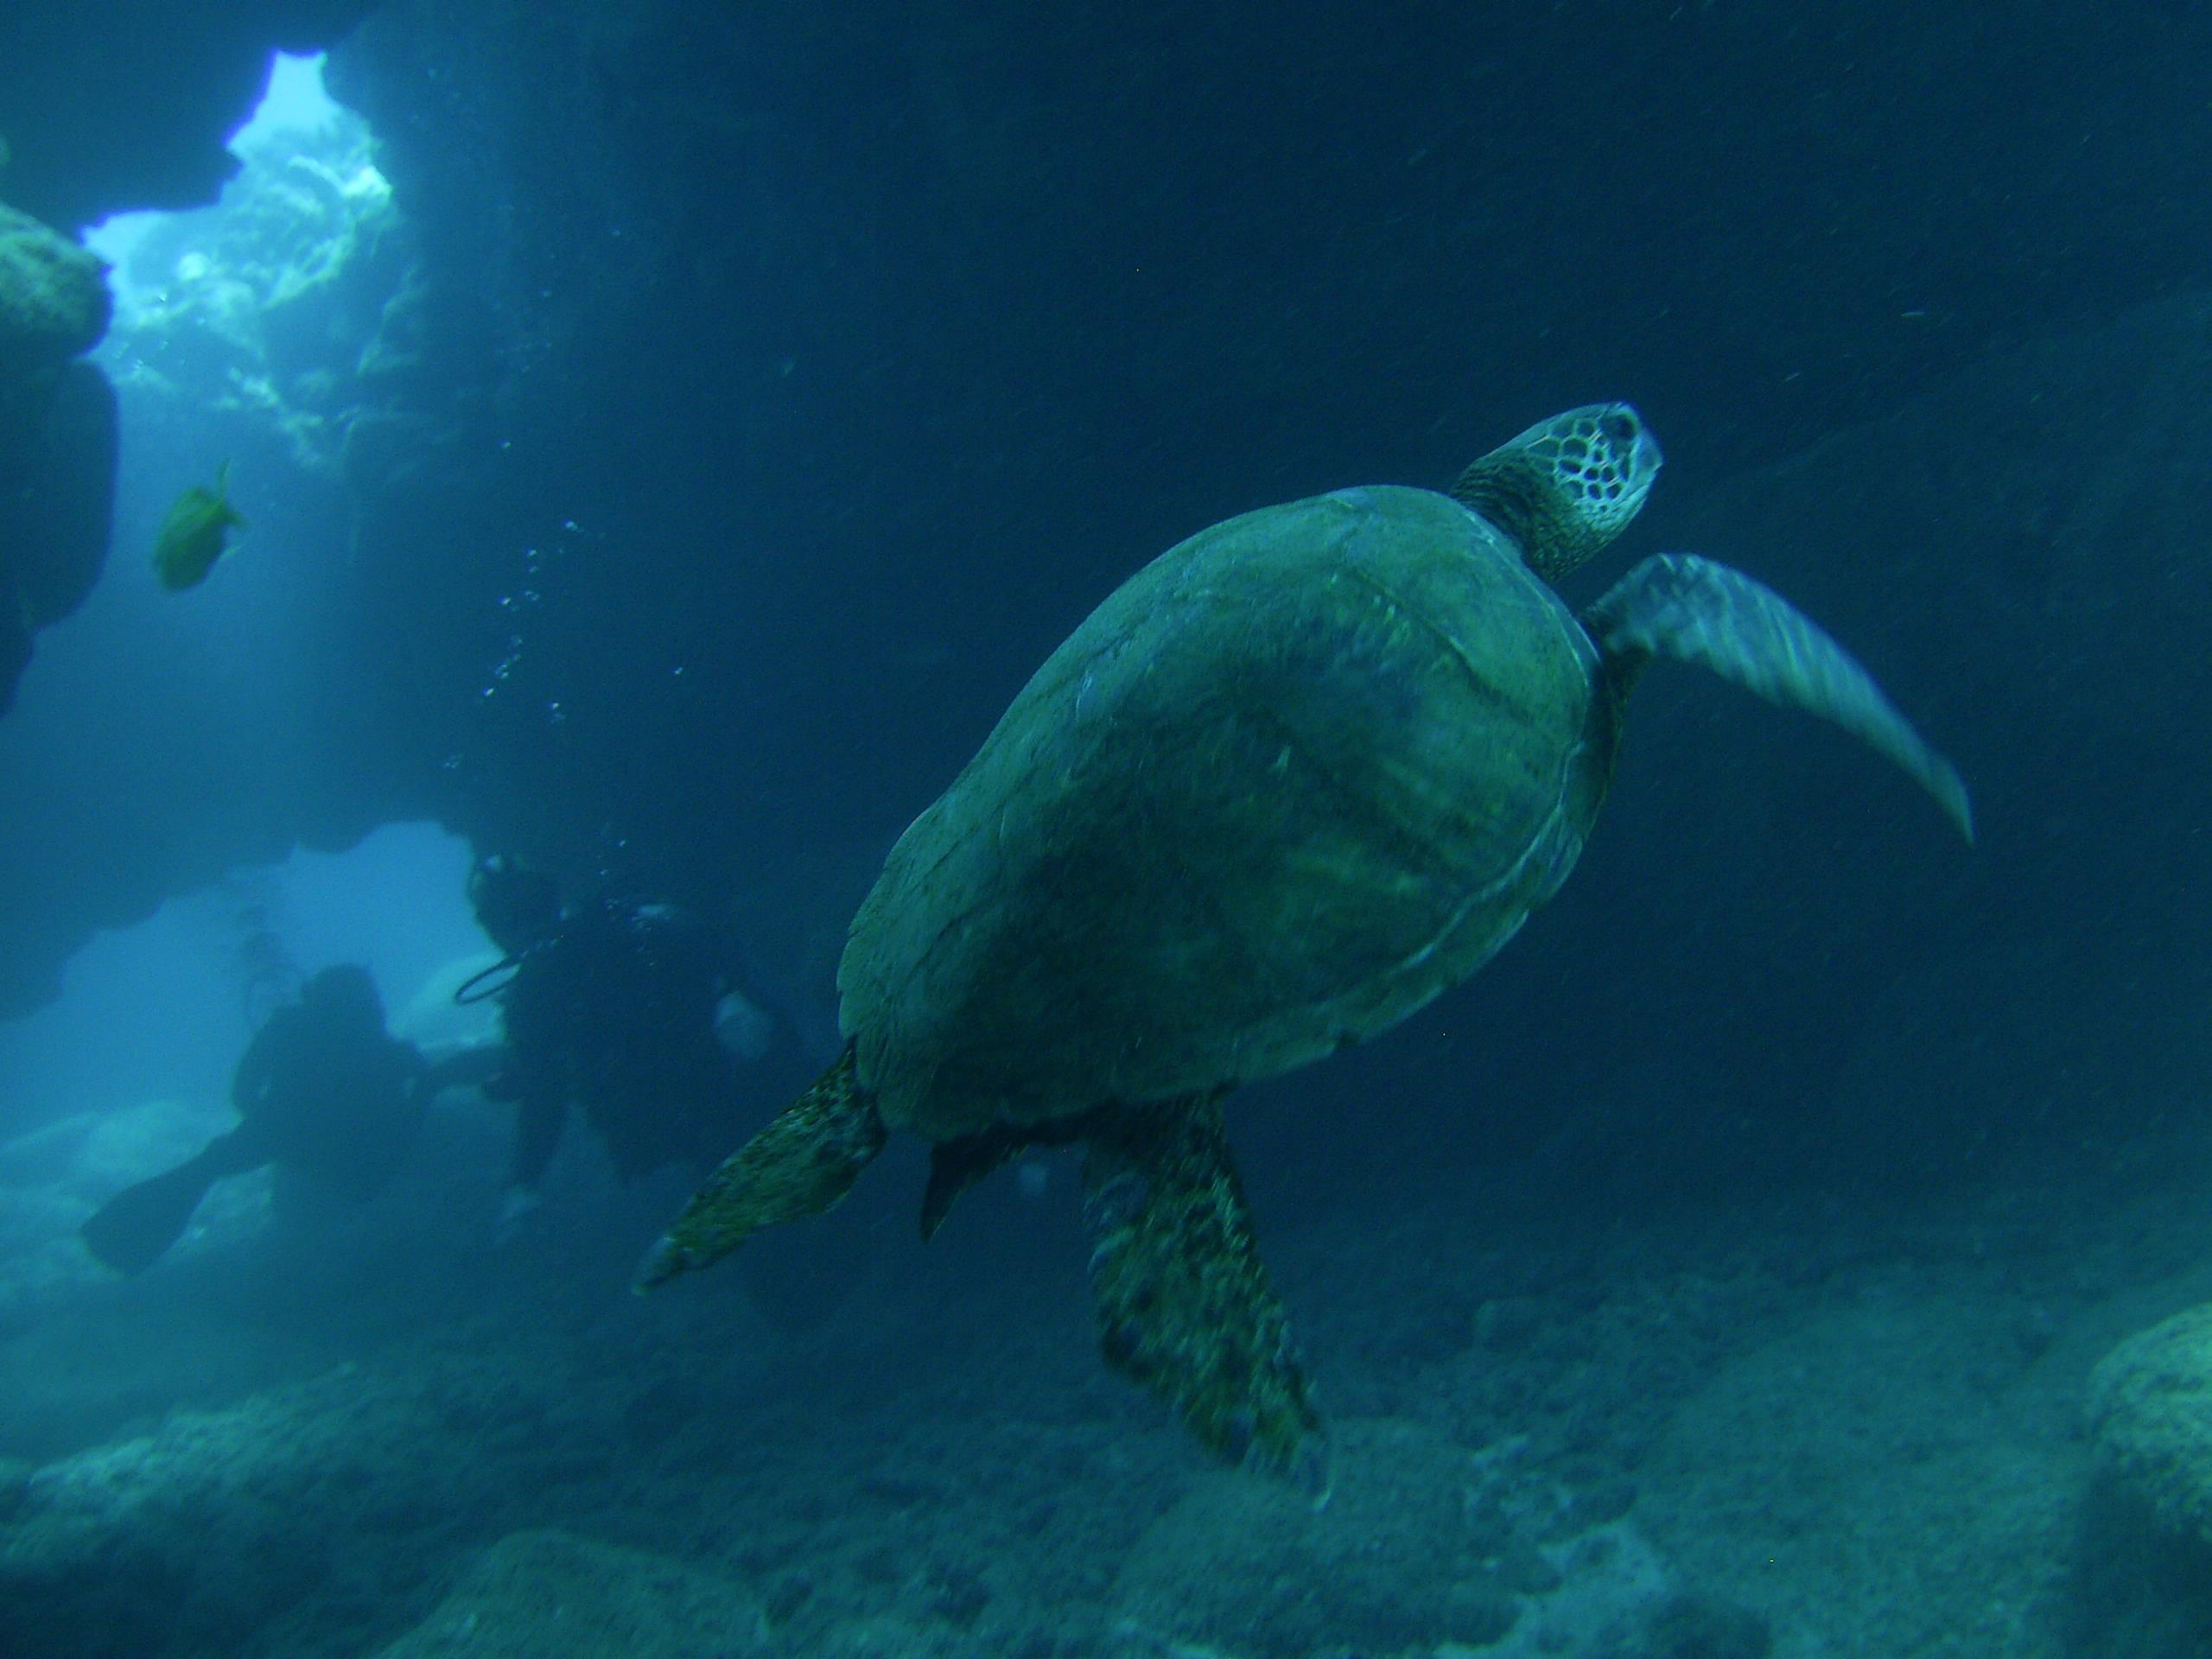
80, 964, 434, 1274
460, 855, 812, 1227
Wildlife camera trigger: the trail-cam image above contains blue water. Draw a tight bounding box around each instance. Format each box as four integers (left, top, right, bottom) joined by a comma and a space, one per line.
2, 4, 2210, 1656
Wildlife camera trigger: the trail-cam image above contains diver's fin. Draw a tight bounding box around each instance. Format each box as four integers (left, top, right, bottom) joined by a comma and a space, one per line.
1080, 1094, 1332, 1501
79, 1142, 239, 1275
634, 1044, 886, 1290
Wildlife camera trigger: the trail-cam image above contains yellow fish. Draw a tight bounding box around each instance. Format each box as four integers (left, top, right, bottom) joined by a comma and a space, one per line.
152, 461, 246, 592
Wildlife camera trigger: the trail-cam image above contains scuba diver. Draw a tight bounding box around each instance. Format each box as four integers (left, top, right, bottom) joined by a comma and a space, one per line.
460, 855, 814, 1228
80, 963, 435, 1275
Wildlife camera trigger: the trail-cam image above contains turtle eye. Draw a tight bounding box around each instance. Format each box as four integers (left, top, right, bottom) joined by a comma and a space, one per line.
1600, 409, 1638, 444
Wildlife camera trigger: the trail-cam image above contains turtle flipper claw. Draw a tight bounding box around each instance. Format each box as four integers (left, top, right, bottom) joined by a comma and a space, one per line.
632, 1231, 700, 1293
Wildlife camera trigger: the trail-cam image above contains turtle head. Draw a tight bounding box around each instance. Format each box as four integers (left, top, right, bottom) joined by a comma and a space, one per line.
1448, 403, 1662, 582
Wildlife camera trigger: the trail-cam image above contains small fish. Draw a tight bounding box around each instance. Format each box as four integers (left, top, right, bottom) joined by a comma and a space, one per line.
152, 461, 247, 591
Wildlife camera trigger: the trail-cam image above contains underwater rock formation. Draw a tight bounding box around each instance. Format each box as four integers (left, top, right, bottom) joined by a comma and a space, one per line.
0, 1, 378, 721
0, 1099, 244, 1328
0, 1340, 574, 1657
0, 203, 108, 367
2088, 1302, 2212, 1547
0, 1, 379, 232
1111, 1416, 1688, 1656
0, 200, 114, 715
367, 1529, 772, 1659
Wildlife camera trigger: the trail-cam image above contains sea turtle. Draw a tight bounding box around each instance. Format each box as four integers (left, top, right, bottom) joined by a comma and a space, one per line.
637, 404, 1970, 1491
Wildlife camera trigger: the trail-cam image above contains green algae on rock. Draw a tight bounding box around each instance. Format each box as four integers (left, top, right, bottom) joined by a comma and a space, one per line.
0, 201, 108, 371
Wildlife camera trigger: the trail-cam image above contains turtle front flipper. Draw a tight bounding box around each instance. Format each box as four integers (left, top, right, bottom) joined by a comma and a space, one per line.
635, 1044, 886, 1290
1587, 552, 1974, 842
1080, 1094, 1331, 1501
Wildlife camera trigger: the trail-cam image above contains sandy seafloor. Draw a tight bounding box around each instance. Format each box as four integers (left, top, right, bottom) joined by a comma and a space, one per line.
2, 1069, 2209, 1659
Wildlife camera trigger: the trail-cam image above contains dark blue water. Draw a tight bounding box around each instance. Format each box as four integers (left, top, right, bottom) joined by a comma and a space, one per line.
1, 3, 2209, 1656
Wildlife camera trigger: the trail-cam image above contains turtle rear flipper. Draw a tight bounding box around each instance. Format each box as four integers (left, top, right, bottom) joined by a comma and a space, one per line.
921, 1116, 1087, 1240
1588, 552, 1973, 842
921, 1132, 1022, 1240
635, 1045, 886, 1290
1080, 1095, 1332, 1502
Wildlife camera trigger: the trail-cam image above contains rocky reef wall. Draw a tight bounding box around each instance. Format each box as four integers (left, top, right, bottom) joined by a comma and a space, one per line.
0, 204, 113, 715
0, 0, 387, 1014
